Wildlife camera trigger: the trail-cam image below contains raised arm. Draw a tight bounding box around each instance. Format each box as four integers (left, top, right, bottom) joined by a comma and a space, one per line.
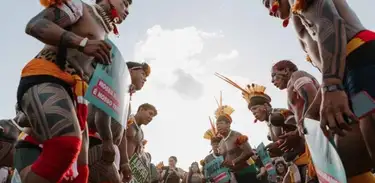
303, 0, 346, 85
25, 2, 84, 48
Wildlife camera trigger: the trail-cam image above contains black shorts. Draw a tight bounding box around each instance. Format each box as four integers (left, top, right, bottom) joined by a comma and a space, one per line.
17, 75, 74, 112
13, 141, 41, 172
344, 39, 375, 118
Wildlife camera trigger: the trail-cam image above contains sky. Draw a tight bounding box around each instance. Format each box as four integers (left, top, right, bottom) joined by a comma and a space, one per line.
0, 0, 374, 170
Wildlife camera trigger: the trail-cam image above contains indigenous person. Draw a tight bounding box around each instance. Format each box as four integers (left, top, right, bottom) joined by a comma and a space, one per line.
215, 74, 313, 182
87, 61, 150, 183
185, 162, 203, 183
125, 103, 157, 182
202, 117, 222, 166
201, 118, 226, 183
160, 156, 185, 183
271, 60, 375, 181
126, 103, 157, 159
214, 74, 301, 160
261, 0, 375, 174
14, 0, 131, 182
213, 93, 256, 183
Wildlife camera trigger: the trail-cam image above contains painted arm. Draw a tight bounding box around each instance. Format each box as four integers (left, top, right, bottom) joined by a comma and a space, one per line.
291, 71, 320, 121
303, 0, 347, 84
93, 106, 113, 142
25, 2, 84, 48
119, 129, 129, 165
232, 134, 253, 165
293, 15, 322, 71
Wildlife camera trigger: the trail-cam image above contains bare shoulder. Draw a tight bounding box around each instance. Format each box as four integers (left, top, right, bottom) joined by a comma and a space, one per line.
57, 0, 84, 23
290, 70, 311, 81
126, 123, 137, 137
231, 130, 242, 137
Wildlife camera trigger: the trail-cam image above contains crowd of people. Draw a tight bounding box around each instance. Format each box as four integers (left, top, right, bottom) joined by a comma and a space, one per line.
0, 0, 374, 182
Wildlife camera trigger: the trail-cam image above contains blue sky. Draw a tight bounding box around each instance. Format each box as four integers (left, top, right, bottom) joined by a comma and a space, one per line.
0, 0, 374, 170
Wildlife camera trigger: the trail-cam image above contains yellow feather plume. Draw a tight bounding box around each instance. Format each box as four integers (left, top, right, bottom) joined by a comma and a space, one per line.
204, 116, 218, 140
214, 105, 235, 119
215, 72, 271, 103
203, 129, 215, 140
156, 161, 164, 169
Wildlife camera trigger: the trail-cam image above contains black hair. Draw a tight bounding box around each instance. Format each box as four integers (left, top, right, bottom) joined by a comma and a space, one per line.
187, 162, 201, 183
137, 103, 158, 116
169, 156, 177, 162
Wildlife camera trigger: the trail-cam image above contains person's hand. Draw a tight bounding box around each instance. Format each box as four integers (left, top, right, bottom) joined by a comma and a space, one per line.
81, 39, 112, 65
278, 130, 301, 152
221, 159, 234, 168
266, 142, 283, 157
120, 163, 132, 183
320, 88, 356, 136
256, 172, 263, 180
101, 140, 116, 164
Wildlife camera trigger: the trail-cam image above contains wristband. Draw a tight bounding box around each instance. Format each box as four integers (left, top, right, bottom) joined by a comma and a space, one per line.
78, 37, 89, 52
322, 84, 344, 92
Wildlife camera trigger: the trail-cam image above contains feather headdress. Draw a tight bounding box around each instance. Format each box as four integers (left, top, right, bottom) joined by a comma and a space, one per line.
203, 117, 218, 140
215, 73, 271, 107
214, 91, 234, 123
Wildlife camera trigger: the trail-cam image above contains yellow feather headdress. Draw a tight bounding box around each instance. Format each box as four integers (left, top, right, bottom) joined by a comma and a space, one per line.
214, 91, 234, 123
203, 117, 218, 140
215, 73, 271, 107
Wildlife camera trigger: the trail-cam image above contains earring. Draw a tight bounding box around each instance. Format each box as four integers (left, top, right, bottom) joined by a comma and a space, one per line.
282, 18, 289, 27
271, 0, 280, 14
109, 1, 120, 35
271, 0, 289, 28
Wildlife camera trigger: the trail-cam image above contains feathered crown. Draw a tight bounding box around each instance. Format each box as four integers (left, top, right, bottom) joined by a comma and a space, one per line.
215, 73, 271, 106
214, 91, 234, 123
127, 62, 151, 77
203, 117, 218, 140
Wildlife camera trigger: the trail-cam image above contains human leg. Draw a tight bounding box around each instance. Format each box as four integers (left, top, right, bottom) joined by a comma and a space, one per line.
19, 82, 82, 183
88, 138, 121, 183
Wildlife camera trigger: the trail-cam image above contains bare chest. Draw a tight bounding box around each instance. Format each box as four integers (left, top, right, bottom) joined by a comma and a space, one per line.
219, 136, 241, 158
129, 124, 144, 145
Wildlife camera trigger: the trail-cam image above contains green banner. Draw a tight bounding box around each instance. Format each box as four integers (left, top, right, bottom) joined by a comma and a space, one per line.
129, 154, 150, 183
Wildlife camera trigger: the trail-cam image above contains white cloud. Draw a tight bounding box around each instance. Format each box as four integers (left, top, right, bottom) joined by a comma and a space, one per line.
213, 49, 239, 62
131, 25, 270, 170
133, 25, 223, 96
